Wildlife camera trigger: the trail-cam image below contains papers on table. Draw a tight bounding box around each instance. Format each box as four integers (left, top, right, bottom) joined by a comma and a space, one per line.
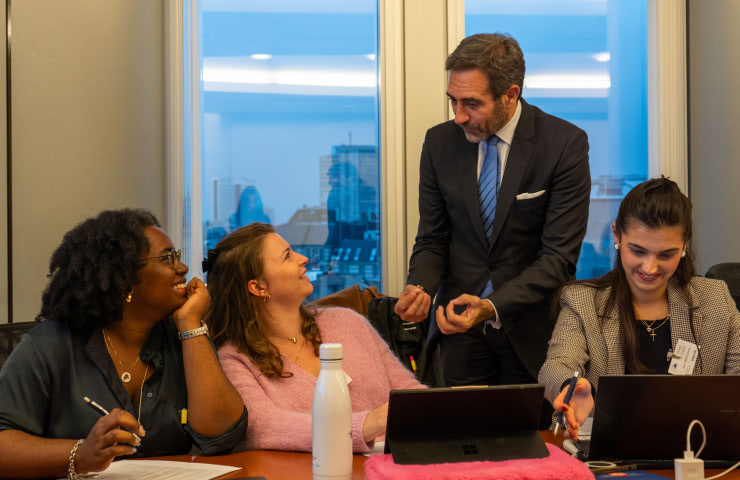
365, 440, 385, 456
58, 459, 241, 480
578, 416, 593, 440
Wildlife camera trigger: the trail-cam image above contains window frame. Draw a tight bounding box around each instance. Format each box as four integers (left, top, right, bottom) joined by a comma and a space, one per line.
165, 0, 687, 295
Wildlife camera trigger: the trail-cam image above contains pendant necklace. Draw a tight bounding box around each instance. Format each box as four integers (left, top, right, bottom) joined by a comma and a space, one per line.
136, 362, 149, 424
272, 335, 306, 362
103, 329, 141, 383
638, 314, 670, 342
292, 338, 306, 363
272, 334, 298, 344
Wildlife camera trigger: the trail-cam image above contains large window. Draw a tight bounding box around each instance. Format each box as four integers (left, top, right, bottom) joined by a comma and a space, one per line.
197, 1, 381, 299
466, 0, 648, 278
178, 1, 668, 296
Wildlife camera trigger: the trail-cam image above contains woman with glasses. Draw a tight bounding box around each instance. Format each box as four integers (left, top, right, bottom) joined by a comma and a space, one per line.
0, 209, 247, 479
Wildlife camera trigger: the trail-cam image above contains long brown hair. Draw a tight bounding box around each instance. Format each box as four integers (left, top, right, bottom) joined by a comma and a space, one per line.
204, 223, 322, 377
580, 177, 697, 373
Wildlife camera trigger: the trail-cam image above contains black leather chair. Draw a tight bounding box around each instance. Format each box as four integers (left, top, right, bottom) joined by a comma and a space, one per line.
705, 263, 740, 310
0, 321, 37, 369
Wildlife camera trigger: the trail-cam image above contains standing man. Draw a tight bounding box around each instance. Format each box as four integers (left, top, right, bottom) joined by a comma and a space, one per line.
395, 33, 590, 388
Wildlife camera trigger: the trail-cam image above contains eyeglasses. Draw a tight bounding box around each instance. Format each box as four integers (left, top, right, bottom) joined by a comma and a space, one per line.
139, 249, 182, 266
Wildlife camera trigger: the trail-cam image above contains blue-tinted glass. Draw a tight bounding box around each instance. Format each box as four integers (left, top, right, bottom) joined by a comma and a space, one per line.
199, 1, 381, 299
465, 0, 648, 278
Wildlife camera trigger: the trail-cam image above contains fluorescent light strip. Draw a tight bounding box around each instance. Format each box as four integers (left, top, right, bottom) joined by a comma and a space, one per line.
203, 66, 610, 96
525, 74, 611, 89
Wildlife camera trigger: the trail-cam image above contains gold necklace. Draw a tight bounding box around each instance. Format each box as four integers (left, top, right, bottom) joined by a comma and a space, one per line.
292, 338, 306, 363
638, 315, 670, 342
271, 334, 298, 344
137, 362, 149, 424
103, 329, 141, 383
273, 336, 306, 363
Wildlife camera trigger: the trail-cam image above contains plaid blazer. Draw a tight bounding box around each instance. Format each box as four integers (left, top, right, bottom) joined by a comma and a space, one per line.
538, 276, 740, 403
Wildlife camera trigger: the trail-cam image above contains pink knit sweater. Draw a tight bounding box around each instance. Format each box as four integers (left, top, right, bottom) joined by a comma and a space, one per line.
218, 307, 424, 453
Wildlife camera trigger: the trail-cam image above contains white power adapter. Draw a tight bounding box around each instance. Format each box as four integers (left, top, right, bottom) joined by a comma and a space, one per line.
675, 450, 704, 480
675, 420, 706, 480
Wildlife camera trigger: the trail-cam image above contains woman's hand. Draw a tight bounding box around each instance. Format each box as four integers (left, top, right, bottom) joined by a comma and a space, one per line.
173, 277, 210, 329
362, 402, 389, 443
552, 378, 594, 441
74, 409, 145, 474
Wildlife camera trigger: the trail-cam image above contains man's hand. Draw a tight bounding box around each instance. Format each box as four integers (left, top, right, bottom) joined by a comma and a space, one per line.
436, 294, 496, 334
394, 285, 431, 323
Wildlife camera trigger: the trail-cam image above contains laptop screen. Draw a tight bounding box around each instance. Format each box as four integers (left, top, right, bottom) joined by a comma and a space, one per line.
589, 375, 740, 464
385, 384, 549, 464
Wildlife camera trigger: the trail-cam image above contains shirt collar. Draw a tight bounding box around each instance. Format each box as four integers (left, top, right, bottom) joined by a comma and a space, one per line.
493, 99, 522, 146
86, 321, 166, 371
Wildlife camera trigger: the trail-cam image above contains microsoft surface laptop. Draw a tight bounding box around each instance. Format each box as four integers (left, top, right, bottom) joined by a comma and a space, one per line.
384, 384, 549, 465
576, 375, 740, 469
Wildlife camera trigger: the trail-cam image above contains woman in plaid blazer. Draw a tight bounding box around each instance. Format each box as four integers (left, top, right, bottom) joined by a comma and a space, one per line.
538, 177, 740, 440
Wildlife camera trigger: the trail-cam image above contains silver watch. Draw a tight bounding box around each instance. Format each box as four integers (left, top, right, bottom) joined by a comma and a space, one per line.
177, 321, 209, 341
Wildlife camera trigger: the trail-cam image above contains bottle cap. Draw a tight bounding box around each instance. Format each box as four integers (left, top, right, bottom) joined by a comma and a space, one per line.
319, 343, 343, 360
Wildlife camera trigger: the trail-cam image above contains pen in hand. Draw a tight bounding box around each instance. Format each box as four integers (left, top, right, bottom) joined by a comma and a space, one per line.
553, 371, 579, 436
83, 396, 142, 443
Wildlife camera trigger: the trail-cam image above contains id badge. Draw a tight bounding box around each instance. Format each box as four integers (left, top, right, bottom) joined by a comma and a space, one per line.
668, 339, 698, 375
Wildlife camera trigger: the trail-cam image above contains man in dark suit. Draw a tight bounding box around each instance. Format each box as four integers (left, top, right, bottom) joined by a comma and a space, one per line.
395, 33, 591, 387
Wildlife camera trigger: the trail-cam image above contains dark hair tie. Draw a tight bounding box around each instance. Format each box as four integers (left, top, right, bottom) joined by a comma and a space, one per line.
202, 249, 220, 273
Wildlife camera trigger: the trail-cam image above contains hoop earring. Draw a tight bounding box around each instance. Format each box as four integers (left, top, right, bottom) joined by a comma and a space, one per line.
614, 243, 620, 251
263, 293, 271, 304
125, 291, 133, 303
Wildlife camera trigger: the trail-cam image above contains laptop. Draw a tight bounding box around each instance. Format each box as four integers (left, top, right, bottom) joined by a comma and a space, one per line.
384, 384, 549, 465
574, 375, 740, 469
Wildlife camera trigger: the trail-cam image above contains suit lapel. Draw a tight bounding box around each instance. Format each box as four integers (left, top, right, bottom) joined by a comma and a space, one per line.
601, 296, 626, 374
488, 99, 536, 252
667, 279, 701, 373
455, 132, 489, 247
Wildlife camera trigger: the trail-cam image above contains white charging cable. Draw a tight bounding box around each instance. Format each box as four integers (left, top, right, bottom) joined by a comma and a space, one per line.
675, 420, 706, 480
676, 419, 740, 480
689, 419, 707, 459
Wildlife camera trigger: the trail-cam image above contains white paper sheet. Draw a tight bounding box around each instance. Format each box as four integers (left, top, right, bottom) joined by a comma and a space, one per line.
59, 459, 241, 480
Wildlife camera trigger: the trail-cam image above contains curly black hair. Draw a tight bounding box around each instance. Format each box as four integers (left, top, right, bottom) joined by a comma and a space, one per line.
36, 208, 161, 330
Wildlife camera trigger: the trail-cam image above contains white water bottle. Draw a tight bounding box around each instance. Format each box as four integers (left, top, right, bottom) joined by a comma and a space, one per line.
312, 343, 352, 480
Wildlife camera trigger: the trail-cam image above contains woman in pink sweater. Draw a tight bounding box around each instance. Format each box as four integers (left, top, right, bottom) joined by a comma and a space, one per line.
204, 223, 423, 453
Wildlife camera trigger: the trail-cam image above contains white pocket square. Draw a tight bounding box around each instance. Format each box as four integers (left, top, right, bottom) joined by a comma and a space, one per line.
516, 190, 546, 200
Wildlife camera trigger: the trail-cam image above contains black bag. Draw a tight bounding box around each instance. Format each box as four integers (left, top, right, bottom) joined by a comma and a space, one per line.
367, 297, 443, 387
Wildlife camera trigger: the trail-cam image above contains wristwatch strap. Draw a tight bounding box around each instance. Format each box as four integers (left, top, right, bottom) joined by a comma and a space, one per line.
177, 321, 209, 341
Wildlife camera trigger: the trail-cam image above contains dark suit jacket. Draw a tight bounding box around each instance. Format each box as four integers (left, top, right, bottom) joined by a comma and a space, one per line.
407, 98, 591, 378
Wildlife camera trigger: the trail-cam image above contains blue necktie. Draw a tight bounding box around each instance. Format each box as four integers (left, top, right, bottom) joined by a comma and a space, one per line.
479, 135, 500, 242
478, 136, 500, 326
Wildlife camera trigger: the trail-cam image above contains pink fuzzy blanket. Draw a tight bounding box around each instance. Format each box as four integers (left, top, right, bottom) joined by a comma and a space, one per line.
364, 443, 595, 480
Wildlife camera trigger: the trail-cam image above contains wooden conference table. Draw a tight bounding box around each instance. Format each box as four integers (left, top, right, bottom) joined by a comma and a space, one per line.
153, 431, 740, 480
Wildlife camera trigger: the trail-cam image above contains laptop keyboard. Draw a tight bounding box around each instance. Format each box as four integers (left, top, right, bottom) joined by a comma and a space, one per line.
574, 439, 739, 470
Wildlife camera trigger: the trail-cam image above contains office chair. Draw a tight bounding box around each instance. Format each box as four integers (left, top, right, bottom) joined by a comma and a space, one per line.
0, 321, 37, 369
705, 263, 740, 310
